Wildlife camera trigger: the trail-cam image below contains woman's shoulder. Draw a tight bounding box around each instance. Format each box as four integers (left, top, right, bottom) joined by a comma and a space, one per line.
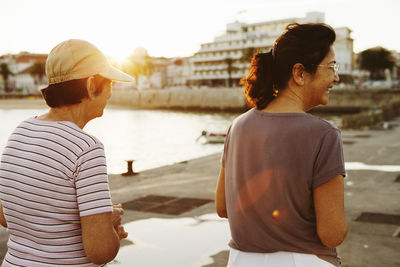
231, 109, 340, 137
305, 114, 340, 133
25, 117, 103, 149
301, 115, 343, 145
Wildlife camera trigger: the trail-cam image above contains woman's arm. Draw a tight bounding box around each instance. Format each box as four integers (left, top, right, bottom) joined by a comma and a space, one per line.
215, 166, 228, 218
0, 204, 7, 228
81, 212, 120, 265
314, 174, 348, 248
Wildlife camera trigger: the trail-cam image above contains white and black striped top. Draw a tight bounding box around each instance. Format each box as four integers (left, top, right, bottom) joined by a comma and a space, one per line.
0, 117, 112, 266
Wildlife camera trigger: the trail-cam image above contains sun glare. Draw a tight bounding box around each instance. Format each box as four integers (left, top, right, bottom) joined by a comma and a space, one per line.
108, 51, 130, 65
100, 43, 132, 66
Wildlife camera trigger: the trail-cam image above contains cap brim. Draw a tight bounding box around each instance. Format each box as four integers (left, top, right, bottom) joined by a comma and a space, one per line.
99, 65, 134, 82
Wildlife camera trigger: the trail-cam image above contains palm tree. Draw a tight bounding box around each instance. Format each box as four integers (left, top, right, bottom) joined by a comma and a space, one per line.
359, 47, 394, 80
123, 47, 154, 88
142, 56, 154, 78
126, 62, 142, 87
0, 63, 13, 92
241, 47, 257, 63
29, 62, 46, 85
224, 57, 235, 87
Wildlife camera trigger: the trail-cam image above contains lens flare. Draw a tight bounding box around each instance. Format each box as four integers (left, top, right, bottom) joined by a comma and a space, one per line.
272, 209, 280, 218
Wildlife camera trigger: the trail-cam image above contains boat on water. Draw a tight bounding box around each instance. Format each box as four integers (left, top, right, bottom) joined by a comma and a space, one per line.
197, 130, 226, 144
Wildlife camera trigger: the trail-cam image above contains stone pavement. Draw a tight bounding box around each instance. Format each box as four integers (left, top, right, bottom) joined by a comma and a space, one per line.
0, 117, 399, 266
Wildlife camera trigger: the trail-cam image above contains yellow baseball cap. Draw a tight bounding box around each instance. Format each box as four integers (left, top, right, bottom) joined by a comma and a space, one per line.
46, 39, 134, 85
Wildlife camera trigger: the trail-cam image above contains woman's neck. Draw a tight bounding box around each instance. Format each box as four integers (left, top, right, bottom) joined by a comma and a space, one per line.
37, 105, 88, 129
262, 89, 307, 113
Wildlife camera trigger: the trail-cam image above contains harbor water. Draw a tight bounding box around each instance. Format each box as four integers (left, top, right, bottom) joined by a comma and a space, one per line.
0, 108, 239, 174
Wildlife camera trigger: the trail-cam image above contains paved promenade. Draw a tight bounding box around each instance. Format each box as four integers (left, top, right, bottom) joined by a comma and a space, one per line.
0, 115, 399, 266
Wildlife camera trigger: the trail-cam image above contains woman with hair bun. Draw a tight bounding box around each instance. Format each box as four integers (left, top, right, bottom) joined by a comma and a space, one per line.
216, 23, 347, 267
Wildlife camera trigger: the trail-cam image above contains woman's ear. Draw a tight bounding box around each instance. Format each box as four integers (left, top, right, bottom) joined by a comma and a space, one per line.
292, 63, 306, 86
86, 76, 97, 100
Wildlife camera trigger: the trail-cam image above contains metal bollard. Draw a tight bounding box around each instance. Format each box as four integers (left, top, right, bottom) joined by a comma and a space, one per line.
122, 160, 139, 176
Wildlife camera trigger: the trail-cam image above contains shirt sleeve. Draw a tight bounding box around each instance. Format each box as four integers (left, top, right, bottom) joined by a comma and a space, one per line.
74, 143, 113, 217
221, 125, 232, 168
312, 128, 346, 189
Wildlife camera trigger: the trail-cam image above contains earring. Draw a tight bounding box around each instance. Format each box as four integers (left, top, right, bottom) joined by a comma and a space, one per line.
273, 88, 279, 97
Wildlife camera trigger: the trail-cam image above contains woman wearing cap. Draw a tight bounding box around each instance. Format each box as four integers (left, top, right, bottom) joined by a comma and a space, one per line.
215, 23, 348, 267
0, 39, 133, 266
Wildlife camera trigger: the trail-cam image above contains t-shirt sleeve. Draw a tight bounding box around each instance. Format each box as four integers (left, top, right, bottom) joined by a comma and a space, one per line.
221, 125, 232, 168
312, 128, 346, 189
74, 143, 113, 217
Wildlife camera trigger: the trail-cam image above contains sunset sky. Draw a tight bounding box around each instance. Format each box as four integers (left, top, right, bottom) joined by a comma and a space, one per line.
1, 0, 398, 62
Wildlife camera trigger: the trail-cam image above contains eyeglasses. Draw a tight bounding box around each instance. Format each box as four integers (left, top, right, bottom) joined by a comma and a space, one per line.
312, 63, 339, 75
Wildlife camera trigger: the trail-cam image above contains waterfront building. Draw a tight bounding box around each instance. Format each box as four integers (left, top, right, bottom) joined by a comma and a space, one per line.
131, 56, 192, 90
0, 52, 47, 94
148, 57, 170, 89
188, 12, 354, 88
167, 57, 192, 88
334, 27, 354, 83
391, 50, 400, 80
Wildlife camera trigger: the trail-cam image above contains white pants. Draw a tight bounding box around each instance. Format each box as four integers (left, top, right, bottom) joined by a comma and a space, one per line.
227, 248, 336, 267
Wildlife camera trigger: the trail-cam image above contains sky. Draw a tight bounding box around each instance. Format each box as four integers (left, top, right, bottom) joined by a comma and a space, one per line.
0, 0, 399, 62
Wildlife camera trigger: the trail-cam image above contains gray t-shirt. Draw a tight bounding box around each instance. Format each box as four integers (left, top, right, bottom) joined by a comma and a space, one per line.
222, 108, 346, 266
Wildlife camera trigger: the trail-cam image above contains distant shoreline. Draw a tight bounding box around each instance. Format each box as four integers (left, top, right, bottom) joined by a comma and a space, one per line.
0, 98, 245, 113
0, 98, 48, 110
0, 98, 363, 116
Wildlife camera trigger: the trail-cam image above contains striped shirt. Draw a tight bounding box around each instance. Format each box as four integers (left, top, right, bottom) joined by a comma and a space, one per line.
0, 117, 113, 266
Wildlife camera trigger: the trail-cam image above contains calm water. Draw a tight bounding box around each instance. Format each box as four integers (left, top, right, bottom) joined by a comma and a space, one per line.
0, 108, 239, 174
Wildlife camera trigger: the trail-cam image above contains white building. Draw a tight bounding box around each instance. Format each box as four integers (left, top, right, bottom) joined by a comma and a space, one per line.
149, 57, 169, 89
0, 53, 47, 94
334, 27, 354, 83
188, 12, 353, 87
167, 57, 192, 88
391, 50, 400, 79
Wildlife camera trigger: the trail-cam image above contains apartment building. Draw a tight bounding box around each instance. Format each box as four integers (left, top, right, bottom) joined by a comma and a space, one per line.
188, 12, 353, 87
167, 57, 192, 88
0, 52, 47, 94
